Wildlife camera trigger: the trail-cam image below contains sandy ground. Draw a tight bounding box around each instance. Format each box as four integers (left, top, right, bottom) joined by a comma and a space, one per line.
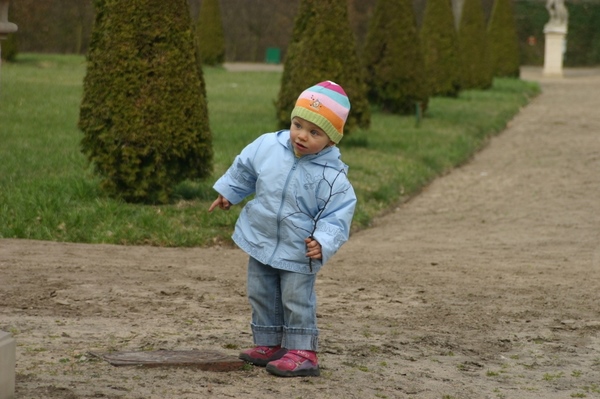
1, 67, 600, 399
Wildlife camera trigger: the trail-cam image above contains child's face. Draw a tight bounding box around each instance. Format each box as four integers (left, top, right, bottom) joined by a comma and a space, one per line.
290, 117, 335, 156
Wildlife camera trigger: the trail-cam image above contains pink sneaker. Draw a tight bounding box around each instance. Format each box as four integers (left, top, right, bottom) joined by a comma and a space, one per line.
239, 345, 287, 366
266, 350, 320, 377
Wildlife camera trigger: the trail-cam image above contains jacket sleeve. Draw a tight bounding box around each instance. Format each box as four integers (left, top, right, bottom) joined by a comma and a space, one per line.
311, 175, 357, 266
213, 135, 267, 204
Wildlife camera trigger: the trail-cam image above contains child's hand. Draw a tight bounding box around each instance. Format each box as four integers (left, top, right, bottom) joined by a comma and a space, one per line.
208, 194, 231, 212
305, 237, 322, 260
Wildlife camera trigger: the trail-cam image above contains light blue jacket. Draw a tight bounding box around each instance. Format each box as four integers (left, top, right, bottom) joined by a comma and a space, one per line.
213, 130, 356, 274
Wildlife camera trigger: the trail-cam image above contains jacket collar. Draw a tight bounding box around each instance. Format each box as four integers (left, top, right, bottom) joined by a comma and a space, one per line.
276, 130, 342, 167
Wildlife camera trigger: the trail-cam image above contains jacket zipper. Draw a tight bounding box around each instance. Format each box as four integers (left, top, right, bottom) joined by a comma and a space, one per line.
268, 156, 301, 265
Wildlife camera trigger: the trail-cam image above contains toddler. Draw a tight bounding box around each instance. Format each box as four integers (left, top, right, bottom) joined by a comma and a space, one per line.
209, 81, 356, 377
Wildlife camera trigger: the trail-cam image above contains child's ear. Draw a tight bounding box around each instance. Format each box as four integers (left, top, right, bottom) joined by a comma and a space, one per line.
328, 140, 336, 147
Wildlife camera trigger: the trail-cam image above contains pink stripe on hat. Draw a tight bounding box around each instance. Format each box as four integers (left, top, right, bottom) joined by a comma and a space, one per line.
300, 89, 349, 120
316, 80, 346, 96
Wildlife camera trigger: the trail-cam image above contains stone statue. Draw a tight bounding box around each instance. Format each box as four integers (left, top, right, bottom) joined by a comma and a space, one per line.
543, 0, 568, 77
0, 0, 18, 40
546, 0, 568, 29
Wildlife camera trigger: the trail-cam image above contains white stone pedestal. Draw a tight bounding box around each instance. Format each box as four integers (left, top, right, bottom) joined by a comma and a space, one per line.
0, 1, 19, 40
0, 331, 16, 399
543, 26, 567, 77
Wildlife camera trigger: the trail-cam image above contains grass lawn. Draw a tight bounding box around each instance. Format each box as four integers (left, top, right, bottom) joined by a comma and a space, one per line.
0, 54, 540, 246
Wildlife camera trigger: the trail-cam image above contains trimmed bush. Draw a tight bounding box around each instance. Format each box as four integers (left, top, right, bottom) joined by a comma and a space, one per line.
488, 0, 520, 77
363, 0, 428, 114
1, 33, 18, 62
458, 0, 493, 90
420, 0, 461, 97
196, 0, 225, 66
79, 0, 213, 204
275, 0, 370, 133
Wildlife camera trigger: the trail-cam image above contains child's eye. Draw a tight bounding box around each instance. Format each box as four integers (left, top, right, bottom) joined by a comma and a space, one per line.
293, 122, 301, 129
310, 130, 320, 136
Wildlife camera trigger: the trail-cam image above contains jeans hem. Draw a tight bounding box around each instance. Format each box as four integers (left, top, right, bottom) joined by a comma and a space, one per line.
251, 324, 283, 346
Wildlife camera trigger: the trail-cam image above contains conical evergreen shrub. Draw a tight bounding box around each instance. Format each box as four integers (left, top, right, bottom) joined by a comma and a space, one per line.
1, 33, 18, 62
196, 0, 225, 66
363, 0, 428, 114
488, 0, 520, 77
79, 0, 213, 204
420, 0, 461, 97
458, 0, 493, 89
275, 0, 370, 133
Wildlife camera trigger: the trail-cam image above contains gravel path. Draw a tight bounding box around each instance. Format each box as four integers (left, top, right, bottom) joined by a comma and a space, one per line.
2, 67, 599, 399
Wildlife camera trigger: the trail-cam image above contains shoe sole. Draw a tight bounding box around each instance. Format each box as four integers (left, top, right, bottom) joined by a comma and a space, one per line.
239, 353, 271, 367
265, 364, 320, 377
239, 350, 288, 367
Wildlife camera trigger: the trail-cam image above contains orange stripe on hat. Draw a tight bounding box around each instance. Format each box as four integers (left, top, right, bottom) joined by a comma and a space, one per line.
294, 97, 345, 133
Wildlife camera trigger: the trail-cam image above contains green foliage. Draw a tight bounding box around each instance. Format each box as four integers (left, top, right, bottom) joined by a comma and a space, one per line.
275, 0, 370, 133
79, 0, 213, 204
458, 0, 493, 90
562, 3, 600, 67
8, 1, 600, 67
196, 0, 225, 66
513, 1, 547, 66
363, 0, 428, 114
488, 0, 520, 77
1, 33, 18, 62
420, 0, 461, 97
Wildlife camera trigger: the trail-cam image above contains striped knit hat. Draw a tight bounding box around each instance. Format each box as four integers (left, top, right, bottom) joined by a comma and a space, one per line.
290, 81, 351, 144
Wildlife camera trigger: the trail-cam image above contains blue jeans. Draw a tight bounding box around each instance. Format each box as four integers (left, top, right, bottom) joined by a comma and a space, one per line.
246, 257, 319, 351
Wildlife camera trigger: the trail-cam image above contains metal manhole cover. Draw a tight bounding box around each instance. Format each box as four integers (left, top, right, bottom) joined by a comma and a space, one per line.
90, 350, 245, 372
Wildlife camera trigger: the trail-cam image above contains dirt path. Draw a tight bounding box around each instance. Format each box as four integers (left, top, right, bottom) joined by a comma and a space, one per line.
1, 68, 599, 399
